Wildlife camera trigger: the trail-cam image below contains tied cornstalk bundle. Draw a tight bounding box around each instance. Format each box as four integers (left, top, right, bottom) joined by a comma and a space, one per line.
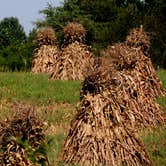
82, 64, 165, 129
63, 22, 86, 45
103, 43, 165, 97
103, 43, 140, 71
32, 27, 59, 74
61, 93, 151, 166
125, 25, 151, 56
36, 27, 57, 47
50, 41, 94, 80
32, 45, 59, 74
0, 103, 49, 166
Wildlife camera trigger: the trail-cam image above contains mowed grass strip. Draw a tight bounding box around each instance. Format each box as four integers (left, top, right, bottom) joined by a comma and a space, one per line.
0, 72, 81, 105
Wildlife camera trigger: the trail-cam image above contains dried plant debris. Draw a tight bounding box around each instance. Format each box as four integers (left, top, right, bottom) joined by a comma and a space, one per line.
125, 25, 151, 56
0, 103, 49, 166
63, 22, 86, 45
103, 43, 141, 70
103, 43, 165, 97
32, 27, 59, 74
36, 27, 57, 47
32, 45, 59, 74
51, 41, 94, 80
82, 66, 165, 129
61, 93, 151, 166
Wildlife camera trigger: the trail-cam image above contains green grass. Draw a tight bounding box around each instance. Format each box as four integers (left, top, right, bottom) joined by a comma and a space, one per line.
157, 69, 166, 89
156, 69, 166, 110
0, 72, 81, 105
140, 127, 166, 166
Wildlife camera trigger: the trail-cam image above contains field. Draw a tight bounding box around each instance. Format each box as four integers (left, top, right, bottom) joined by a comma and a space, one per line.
0, 70, 165, 166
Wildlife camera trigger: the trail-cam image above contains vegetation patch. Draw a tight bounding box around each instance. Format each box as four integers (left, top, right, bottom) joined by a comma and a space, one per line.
0, 72, 81, 105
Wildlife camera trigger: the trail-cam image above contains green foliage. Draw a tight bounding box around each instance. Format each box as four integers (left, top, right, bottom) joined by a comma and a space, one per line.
0, 17, 26, 48
0, 17, 36, 71
36, 1, 143, 48
15, 137, 49, 165
35, 0, 166, 67
143, 0, 166, 68
0, 42, 35, 71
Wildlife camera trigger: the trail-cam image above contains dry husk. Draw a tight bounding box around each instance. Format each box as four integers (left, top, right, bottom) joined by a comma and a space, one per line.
103, 43, 165, 97
0, 103, 48, 166
32, 45, 59, 74
125, 25, 151, 56
36, 27, 57, 47
63, 22, 86, 45
61, 93, 151, 166
82, 64, 165, 129
50, 41, 94, 80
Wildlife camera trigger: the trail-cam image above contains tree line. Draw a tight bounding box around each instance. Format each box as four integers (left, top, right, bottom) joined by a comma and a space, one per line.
0, 0, 165, 71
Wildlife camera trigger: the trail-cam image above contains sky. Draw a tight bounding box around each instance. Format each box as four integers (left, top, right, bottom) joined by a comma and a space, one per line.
0, 0, 63, 35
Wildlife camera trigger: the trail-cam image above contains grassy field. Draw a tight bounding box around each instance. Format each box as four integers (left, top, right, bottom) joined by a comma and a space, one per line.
0, 72, 81, 105
0, 71, 165, 166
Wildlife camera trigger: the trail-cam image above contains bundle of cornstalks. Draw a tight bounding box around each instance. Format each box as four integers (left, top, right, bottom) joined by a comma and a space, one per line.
125, 25, 151, 56
0, 103, 48, 166
82, 63, 165, 129
32, 45, 59, 74
61, 93, 151, 166
51, 41, 94, 80
103, 43, 165, 97
36, 27, 57, 47
32, 27, 59, 74
103, 43, 140, 70
63, 22, 86, 45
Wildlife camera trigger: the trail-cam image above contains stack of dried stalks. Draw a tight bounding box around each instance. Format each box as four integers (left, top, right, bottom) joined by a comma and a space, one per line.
36, 27, 57, 47
50, 22, 94, 80
0, 103, 48, 166
61, 26, 165, 166
51, 41, 94, 80
125, 25, 151, 56
32, 45, 59, 74
63, 22, 86, 45
32, 27, 59, 74
61, 56, 164, 165
82, 61, 165, 129
103, 43, 165, 97
61, 93, 151, 166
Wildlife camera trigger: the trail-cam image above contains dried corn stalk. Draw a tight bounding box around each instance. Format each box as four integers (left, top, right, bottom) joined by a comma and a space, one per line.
103, 43, 165, 97
32, 45, 59, 74
32, 27, 59, 74
63, 22, 86, 45
82, 65, 165, 129
61, 93, 151, 166
125, 25, 151, 56
51, 41, 94, 80
36, 27, 57, 47
0, 103, 49, 166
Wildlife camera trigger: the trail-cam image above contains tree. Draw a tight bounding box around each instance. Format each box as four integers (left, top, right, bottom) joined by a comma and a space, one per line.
36, 0, 143, 50
34, 0, 166, 68
0, 17, 26, 49
0, 17, 35, 71
143, 0, 166, 67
